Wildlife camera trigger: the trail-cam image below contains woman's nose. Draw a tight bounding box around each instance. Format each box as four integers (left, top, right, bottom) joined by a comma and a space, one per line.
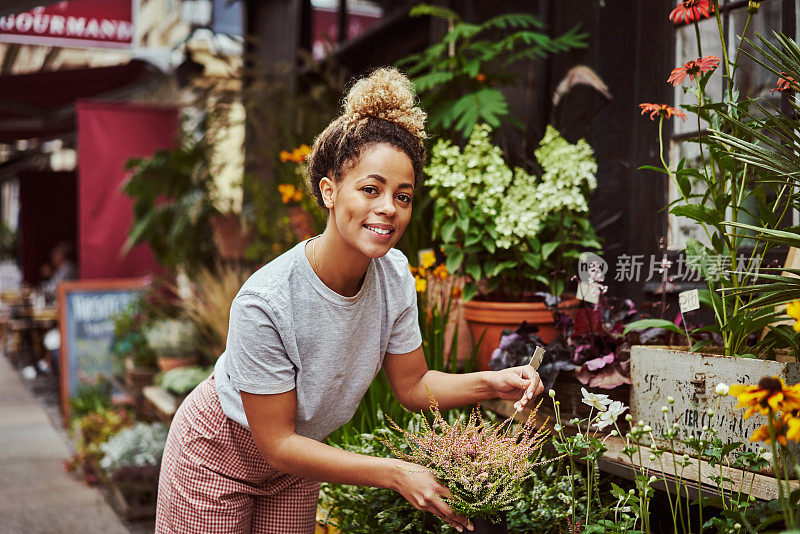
376, 194, 396, 216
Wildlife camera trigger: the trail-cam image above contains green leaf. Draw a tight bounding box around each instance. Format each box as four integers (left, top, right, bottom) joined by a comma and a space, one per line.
481, 235, 496, 254
522, 252, 540, 270
541, 242, 559, 260
623, 319, 685, 336
462, 282, 478, 302
670, 204, 722, 226
445, 248, 464, 273
464, 261, 481, 281
441, 219, 457, 243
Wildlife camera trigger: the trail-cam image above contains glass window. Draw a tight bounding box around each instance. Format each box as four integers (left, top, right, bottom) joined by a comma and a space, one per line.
310, 0, 384, 61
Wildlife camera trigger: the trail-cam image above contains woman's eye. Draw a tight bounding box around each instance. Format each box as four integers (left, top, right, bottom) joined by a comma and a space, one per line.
397, 194, 412, 203
362, 186, 379, 195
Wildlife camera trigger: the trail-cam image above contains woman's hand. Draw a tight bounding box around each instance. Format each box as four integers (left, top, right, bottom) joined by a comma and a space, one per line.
485, 365, 544, 412
391, 460, 473, 532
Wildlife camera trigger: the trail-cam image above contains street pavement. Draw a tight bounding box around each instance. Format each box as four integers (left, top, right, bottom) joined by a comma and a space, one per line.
0, 354, 129, 534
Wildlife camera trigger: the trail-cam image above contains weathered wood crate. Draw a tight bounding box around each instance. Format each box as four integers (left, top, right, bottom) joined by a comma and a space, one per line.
630, 346, 800, 475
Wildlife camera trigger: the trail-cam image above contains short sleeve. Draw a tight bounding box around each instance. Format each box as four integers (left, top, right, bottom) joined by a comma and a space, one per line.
386, 261, 423, 355
224, 292, 296, 394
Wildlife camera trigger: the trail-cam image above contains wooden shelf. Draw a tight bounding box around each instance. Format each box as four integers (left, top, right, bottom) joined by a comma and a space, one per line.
143, 385, 179, 423
482, 399, 797, 501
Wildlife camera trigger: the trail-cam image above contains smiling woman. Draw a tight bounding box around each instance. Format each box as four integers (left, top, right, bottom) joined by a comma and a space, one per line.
155, 67, 545, 534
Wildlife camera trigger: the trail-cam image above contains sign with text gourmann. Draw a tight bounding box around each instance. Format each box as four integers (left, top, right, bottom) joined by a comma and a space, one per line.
0, 0, 133, 49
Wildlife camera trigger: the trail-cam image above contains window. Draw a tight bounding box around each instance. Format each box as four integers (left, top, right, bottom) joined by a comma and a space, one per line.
310, 0, 384, 61
667, 1, 795, 250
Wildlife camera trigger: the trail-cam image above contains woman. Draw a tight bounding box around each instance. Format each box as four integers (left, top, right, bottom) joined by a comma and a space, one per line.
156, 68, 543, 534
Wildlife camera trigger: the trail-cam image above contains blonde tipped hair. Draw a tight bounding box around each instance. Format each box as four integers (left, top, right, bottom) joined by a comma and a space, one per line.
342, 67, 427, 140
306, 67, 428, 211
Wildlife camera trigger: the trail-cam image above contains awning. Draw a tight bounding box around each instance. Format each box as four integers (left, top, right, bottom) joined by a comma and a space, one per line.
0, 59, 157, 144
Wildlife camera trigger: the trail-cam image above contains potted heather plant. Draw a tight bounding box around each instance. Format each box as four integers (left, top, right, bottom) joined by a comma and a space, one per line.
426, 123, 601, 368
382, 396, 550, 533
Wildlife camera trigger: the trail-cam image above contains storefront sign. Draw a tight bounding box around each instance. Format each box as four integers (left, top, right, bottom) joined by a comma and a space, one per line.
0, 0, 133, 49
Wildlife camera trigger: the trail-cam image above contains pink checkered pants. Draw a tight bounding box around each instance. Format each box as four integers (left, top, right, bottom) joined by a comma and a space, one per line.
155, 375, 321, 533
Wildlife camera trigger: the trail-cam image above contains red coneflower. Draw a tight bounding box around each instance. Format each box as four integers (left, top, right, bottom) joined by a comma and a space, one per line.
639, 103, 687, 122
669, 0, 714, 24
770, 72, 800, 94
667, 55, 720, 86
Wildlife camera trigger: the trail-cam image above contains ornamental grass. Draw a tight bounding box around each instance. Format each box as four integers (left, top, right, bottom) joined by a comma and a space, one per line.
382, 395, 550, 521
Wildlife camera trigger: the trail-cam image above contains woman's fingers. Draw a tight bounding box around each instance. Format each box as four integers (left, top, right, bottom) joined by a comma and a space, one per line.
428, 494, 471, 532
513, 369, 543, 411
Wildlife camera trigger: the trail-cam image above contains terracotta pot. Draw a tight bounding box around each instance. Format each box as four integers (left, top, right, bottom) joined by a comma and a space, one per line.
463, 298, 580, 370
211, 214, 253, 259
157, 353, 199, 372
472, 512, 508, 534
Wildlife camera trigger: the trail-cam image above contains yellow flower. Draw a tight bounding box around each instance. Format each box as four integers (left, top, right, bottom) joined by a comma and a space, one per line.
415, 276, 427, 293
421, 250, 436, 269
787, 300, 800, 333
730, 377, 800, 418
785, 412, 800, 442
750, 419, 788, 446
433, 264, 448, 280
280, 150, 292, 162
278, 183, 297, 204
298, 144, 312, 160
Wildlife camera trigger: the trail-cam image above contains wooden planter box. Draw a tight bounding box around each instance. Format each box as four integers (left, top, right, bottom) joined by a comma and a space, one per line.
107, 466, 160, 521
630, 345, 800, 475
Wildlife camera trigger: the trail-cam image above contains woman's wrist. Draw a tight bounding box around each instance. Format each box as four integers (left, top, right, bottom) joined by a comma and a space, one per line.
474, 370, 498, 402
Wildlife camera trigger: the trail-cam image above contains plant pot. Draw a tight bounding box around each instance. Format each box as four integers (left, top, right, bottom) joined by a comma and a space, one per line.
463, 298, 580, 370
157, 353, 199, 372
211, 213, 253, 260
107, 465, 159, 520
629, 345, 800, 475
471, 512, 508, 534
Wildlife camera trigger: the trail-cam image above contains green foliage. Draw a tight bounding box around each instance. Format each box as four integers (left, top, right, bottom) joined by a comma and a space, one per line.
123, 141, 218, 273
426, 124, 600, 300
111, 297, 157, 370
0, 222, 19, 261
65, 406, 133, 484
398, 5, 588, 139
321, 423, 581, 533
644, 9, 798, 357
155, 365, 211, 396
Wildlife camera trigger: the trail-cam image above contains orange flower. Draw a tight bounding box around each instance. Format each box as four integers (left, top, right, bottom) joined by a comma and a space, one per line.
639, 103, 687, 122
669, 0, 714, 25
750, 418, 788, 446
280, 150, 293, 162
729, 377, 800, 419
297, 144, 312, 161
770, 73, 800, 94
278, 183, 298, 204
785, 411, 800, 442
476, 73, 486, 83
451, 286, 462, 299
432, 264, 448, 280
667, 56, 720, 86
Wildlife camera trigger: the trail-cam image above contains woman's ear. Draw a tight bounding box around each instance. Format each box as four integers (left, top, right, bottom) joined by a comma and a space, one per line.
319, 176, 335, 209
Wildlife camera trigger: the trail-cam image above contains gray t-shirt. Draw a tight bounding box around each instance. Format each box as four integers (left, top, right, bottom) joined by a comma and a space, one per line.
214, 238, 422, 442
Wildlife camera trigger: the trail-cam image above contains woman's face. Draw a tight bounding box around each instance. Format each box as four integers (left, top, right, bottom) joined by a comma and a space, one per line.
322, 143, 415, 260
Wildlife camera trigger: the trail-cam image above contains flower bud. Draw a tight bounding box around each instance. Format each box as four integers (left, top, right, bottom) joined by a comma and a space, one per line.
555, 401, 560, 406
649, 475, 657, 484
649, 454, 656, 461
625, 414, 633, 422
702, 425, 709, 432
642, 425, 652, 433
673, 423, 680, 429
628, 489, 635, 495
667, 396, 675, 404
683, 454, 690, 461
610, 430, 618, 436
548, 389, 556, 398
706, 409, 714, 416
637, 420, 645, 427
554, 424, 562, 432
715, 383, 729, 396
734, 524, 742, 530
661, 406, 669, 413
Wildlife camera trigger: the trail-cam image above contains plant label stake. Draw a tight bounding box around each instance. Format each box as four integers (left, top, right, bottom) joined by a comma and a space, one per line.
678, 289, 700, 351
576, 281, 600, 304
510, 347, 546, 417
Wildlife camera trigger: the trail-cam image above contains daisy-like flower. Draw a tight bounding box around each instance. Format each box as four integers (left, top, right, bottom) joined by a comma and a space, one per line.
639, 103, 687, 122
750, 416, 789, 446
277, 183, 302, 204
667, 56, 720, 86
786, 299, 800, 332
581, 387, 613, 412
785, 411, 800, 442
729, 376, 800, 419
594, 400, 628, 430
420, 250, 436, 269
414, 276, 427, 293
770, 73, 800, 94
669, 0, 714, 25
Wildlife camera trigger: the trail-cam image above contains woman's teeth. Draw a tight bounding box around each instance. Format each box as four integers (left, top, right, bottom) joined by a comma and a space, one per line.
365, 225, 391, 235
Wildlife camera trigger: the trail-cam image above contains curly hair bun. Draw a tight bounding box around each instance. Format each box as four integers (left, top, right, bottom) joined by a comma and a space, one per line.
343, 67, 427, 140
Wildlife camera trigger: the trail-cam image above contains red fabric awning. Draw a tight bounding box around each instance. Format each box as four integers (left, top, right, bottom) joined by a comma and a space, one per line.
0, 59, 155, 144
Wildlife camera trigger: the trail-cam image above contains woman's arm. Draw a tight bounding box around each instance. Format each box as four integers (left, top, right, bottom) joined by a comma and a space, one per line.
382, 345, 543, 412
241, 389, 473, 532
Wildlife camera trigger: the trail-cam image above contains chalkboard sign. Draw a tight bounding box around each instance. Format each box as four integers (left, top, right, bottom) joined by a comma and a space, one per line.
58, 278, 149, 420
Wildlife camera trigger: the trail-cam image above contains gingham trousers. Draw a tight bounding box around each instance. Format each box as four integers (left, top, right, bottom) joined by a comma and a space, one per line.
155, 375, 321, 533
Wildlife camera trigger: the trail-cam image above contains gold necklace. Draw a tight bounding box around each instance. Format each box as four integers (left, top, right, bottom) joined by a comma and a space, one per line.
312, 237, 319, 276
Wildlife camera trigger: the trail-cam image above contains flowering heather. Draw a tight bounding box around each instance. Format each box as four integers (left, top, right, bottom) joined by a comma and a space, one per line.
383, 394, 550, 520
